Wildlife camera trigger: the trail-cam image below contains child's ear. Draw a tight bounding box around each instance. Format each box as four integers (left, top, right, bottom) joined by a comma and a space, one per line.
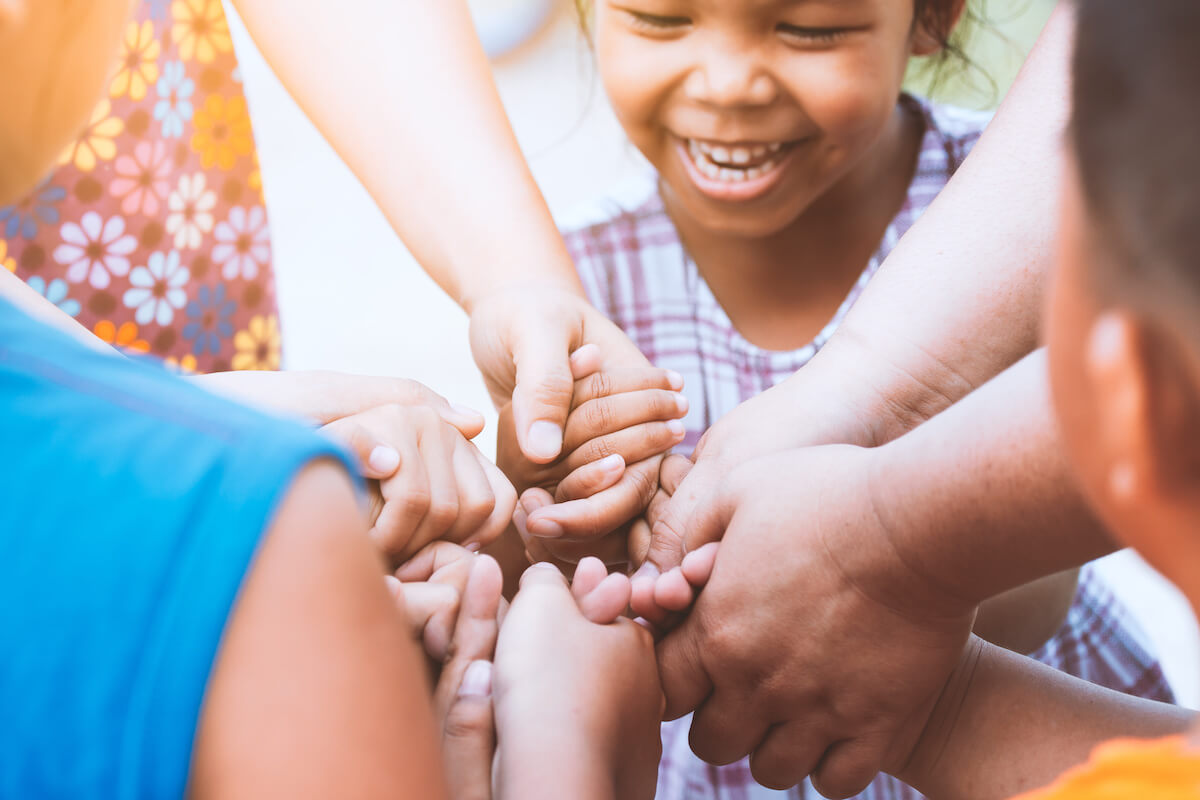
1087, 312, 1200, 510
911, 0, 967, 57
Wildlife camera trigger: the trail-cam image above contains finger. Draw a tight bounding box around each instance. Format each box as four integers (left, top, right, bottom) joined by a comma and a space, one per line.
392, 580, 460, 642
811, 736, 885, 800
464, 445, 517, 550
571, 368, 684, 410
689, 687, 769, 766
562, 389, 688, 453
303, 372, 485, 437
630, 562, 665, 622
553, 454, 625, 503
656, 618, 715, 720
436, 556, 504, 722
562, 420, 685, 477
680, 542, 720, 587
319, 418, 401, 480
510, 325, 576, 464
441, 438, 497, 545
569, 343, 603, 379
370, 434, 429, 562
658, 453, 694, 496
643, 464, 734, 573
571, 556, 609, 600
578, 573, 632, 624
628, 518, 652, 567
403, 424, 463, 554
443, 660, 495, 800
653, 567, 695, 612
518, 560, 573, 593
525, 459, 659, 541
394, 540, 476, 582
749, 720, 826, 792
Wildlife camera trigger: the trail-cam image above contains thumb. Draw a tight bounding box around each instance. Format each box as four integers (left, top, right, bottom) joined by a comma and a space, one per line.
443, 660, 495, 800
641, 464, 734, 573
510, 323, 578, 464
319, 418, 401, 480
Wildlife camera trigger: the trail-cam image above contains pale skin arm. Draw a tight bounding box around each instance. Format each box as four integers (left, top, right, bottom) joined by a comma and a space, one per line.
189, 461, 449, 799
895, 636, 1194, 800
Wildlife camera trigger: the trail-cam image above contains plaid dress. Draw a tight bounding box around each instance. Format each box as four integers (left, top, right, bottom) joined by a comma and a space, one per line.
560, 95, 1175, 800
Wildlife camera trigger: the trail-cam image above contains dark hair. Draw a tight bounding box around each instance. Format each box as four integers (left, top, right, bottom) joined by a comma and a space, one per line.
1071, 0, 1200, 311
572, 0, 988, 99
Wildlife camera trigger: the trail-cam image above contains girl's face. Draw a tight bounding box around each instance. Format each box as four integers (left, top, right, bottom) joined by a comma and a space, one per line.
0, 0, 133, 205
594, 0, 931, 238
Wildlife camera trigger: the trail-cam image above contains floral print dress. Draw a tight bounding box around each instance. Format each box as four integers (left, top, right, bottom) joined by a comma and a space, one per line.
1, 0, 280, 374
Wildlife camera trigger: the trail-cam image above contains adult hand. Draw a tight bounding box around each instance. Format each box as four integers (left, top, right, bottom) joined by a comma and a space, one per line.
655, 445, 976, 797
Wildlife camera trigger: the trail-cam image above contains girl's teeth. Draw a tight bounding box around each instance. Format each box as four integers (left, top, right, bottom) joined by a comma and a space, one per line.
686, 138, 785, 184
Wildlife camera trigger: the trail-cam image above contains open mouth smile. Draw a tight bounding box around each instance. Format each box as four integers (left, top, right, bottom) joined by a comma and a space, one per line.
677, 136, 800, 201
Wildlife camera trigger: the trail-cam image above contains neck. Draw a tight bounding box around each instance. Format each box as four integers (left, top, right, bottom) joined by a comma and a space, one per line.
661, 100, 922, 351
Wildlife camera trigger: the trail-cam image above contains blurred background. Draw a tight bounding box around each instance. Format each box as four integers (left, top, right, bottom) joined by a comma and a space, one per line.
225, 0, 1199, 705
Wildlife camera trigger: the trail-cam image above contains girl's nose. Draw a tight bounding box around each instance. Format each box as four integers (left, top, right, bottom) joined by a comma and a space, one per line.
683, 44, 777, 108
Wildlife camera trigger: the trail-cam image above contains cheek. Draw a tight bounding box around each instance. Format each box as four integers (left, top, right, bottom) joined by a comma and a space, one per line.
783, 43, 908, 142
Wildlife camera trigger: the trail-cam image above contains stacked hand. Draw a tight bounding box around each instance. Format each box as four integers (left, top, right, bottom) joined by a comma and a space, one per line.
390, 545, 661, 800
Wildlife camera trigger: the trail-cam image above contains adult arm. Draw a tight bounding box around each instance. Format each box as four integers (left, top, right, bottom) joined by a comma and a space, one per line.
230, 0, 653, 464
654, 351, 1115, 796
189, 460, 449, 799
645, 4, 1077, 570
895, 637, 1193, 800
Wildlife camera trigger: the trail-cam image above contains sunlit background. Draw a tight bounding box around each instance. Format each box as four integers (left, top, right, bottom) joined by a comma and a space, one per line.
226, 0, 1199, 707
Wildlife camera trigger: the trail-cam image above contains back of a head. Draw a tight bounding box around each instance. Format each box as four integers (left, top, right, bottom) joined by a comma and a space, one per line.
1071, 0, 1200, 335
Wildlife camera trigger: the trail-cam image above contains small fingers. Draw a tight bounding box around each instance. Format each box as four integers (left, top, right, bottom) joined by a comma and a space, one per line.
571, 556, 609, 599
569, 343, 603, 379
680, 542, 720, 587
442, 660, 495, 800
554, 453, 625, 503
578, 573, 632, 624
563, 389, 688, 454
467, 445, 518, 550
571, 367, 683, 411
320, 418, 401, 480
525, 459, 659, 541
562, 420, 686, 473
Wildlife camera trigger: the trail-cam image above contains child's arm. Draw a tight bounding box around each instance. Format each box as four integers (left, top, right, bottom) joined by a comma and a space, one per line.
229, 0, 657, 469
893, 636, 1194, 800
189, 461, 450, 799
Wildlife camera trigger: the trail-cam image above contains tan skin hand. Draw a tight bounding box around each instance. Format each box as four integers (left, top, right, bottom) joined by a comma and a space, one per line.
653, 446, 976, 797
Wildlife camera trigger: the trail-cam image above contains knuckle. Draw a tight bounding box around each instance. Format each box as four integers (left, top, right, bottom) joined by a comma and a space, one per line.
587, 371, 614, 401
426, 497, 460, 532
442, 703, 491, 742
400, 487, 432, 520
583, 399, 615, 433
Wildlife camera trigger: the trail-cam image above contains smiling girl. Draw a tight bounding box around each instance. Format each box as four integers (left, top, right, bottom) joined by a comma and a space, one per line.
557, 0, 1174, 798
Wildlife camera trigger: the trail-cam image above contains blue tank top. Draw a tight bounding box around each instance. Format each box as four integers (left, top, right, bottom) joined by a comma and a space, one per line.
0, 299, 357, 797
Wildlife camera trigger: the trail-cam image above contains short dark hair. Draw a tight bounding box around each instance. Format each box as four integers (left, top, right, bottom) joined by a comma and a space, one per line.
1072, 0, 1200, 316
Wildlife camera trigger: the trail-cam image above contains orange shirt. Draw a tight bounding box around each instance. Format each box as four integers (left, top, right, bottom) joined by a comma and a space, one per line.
1014, 737, 1200, 799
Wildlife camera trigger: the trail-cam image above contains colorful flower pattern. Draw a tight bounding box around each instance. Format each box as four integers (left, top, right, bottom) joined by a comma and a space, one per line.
3, 0, 276, 373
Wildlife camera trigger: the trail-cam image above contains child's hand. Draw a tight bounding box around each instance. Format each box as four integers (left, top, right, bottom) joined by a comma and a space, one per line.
323, 404, 516, 565
490, 562, 663, 800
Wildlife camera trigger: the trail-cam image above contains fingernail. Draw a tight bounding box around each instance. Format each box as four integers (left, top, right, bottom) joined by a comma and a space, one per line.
527, 517, 564, 539
527, 420, 563, 460
368, 445, 400, 475
458, 660, 493, 698
666, 370, 684, 391
531, 561, 559, 572
464, 541, 482, 553
674, 393, 689, 415
598, 453, 624, 471
512, 503, 529, 537
667, 419, 686, 437
451, 403, 484, 419
383, 574, 401, 595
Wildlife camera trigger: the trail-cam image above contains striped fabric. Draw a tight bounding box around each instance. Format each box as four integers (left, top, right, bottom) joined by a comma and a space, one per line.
560, 94, 1175, 800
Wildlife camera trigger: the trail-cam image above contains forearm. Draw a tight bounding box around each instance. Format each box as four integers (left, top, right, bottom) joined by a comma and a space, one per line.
867, 350, 1113, 608
898, 636, 1193, 800
232, 0, 581, 309
789, 5, 1076, 445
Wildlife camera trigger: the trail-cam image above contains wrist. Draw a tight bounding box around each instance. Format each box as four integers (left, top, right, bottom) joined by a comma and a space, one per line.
460, 273, 586, 316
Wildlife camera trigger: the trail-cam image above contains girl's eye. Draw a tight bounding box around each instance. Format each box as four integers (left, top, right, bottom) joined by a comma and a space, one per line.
625, 10, 691, 31
776, 24, 851, 45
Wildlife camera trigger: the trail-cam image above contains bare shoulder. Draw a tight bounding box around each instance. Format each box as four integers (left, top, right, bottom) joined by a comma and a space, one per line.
190, 459, 448, 800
